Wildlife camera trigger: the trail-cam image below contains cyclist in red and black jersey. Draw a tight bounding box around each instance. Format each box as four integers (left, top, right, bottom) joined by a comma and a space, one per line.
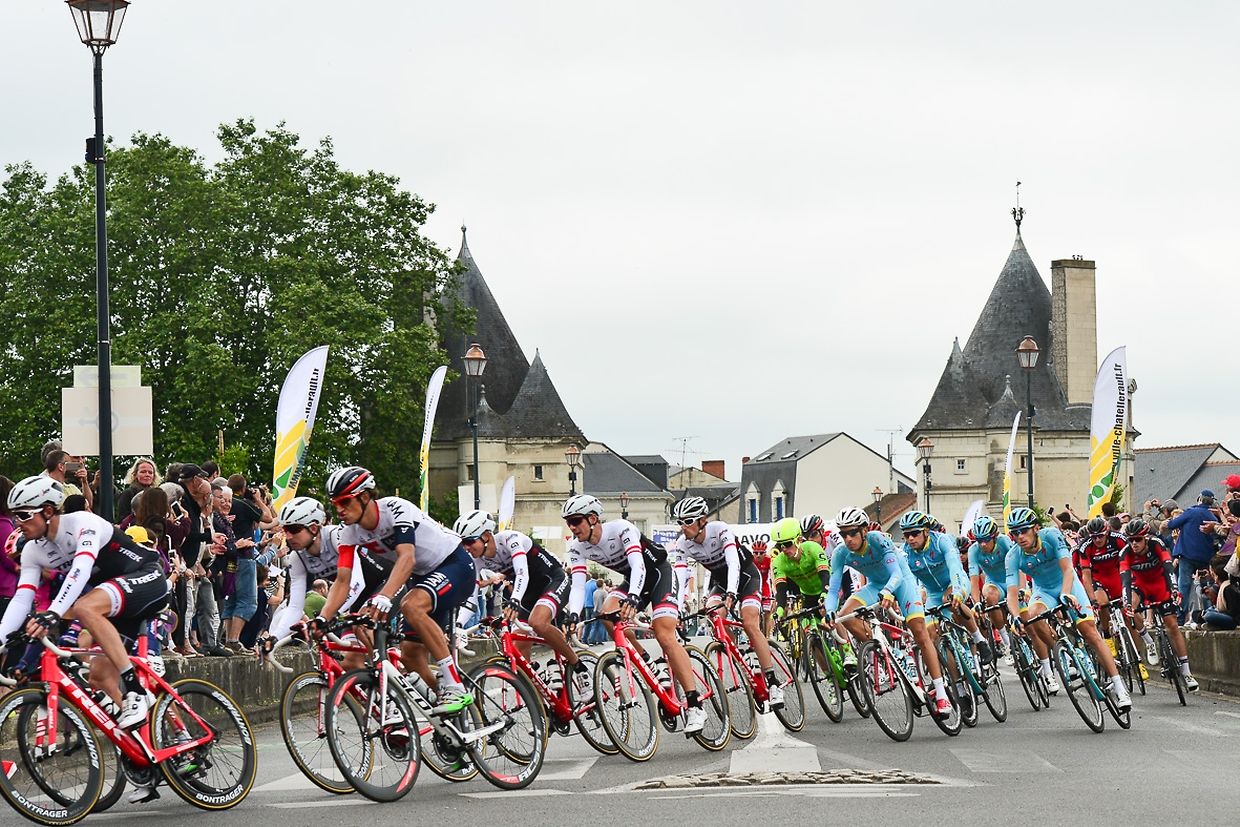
1076, 516, 1154, 664
1121, 520, 1199, 691
750, 540, 774, 634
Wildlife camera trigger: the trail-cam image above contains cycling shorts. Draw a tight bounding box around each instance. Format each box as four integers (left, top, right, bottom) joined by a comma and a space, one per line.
852, 579, 924, 621
706, 561, 762, 612
1029, 577, 1095, 622
97, 563, 168, 624
1129, 576, 1173, 608
616, 560, 679, 622
405, 546, 477, 627
516, 569, 570, 621
1087, 571, 1122, 603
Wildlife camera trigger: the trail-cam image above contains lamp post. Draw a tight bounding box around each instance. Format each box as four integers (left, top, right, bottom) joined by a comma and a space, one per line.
916, 437, 934, 515
872, 486, 883, 525
1016, 335, 1040, 509
68, 0, 129, 521
619, 491, 630, 521
565, 445, 582, 496
463, 343, 487, 509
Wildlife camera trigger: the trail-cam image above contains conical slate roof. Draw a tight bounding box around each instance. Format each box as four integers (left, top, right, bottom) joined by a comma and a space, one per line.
504, 350, 584, 439
913, 231, 1090, 434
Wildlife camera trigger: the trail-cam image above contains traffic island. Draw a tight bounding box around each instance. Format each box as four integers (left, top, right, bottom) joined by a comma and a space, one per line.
635, 769, 940, 789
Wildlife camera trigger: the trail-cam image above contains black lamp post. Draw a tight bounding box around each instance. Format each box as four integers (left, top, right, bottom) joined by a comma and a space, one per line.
916, 437, 934, 515
463, 343, 487, 509
68, 0, 128, 521
1016, 335, 1040, 509
872, 486, 883, 525
565, 446, 581, 496
619, 491, 630, 521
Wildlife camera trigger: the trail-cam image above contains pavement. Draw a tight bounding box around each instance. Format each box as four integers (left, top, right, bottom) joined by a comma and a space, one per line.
72, 654, 1240, 827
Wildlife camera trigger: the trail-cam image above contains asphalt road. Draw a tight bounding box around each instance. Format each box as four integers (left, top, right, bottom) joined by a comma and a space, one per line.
64, 661, 1240, 827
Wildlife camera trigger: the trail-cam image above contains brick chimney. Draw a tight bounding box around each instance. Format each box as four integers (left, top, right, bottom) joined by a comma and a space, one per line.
702, 460, 726, 480
1050, 257, 1097, 405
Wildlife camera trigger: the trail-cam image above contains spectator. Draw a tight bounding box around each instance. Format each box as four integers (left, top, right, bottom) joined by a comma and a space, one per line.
116, 457, 162, 519
174, 464, 226, 656
43, 449, 93, 512
1166, 490, 1221, 625
212, 482, 256, 655
590, 579, 608, 644
303, 578, 329, 619
202, 460, 220, 479
583, 575, 598, 639
0, 475, 18, 670
240, 564, 283, 649
1204, 556, 1240, 630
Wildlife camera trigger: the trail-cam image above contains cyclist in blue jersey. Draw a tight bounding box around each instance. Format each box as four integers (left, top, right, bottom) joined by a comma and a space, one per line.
966, 516, 1015, 663
824, 507, 953, 717
1003, 507, 1132, 712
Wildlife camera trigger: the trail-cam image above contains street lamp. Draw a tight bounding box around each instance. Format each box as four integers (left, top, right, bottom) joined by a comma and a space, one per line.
67, 0, 129, 521
565, 445, 582, 496
872, 486, 883, 525
463, 343, 487, 509
619, 491, 630, 521
1016, 335, 1040, 508
916, 437, 934, 515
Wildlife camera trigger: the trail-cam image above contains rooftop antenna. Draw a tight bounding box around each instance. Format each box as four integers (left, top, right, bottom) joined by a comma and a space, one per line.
876, 427, 904, 494
670, 436, 699, 471
1011, 181, 1024, 231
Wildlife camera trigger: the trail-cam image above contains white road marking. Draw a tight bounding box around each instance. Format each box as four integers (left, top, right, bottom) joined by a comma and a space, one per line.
729, 713, 821, 774
1215, 711, 1240, 721
254, 771, 322, 792
537, 757, 599, 780
1150, 716, 1228, 737
949, 748, 1061, 773
458, 789, 573, 799
269, 799, 377, 808
647, 786, 922, 800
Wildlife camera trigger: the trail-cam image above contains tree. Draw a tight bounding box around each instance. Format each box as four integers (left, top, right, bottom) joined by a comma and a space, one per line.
0, 120, 470, 497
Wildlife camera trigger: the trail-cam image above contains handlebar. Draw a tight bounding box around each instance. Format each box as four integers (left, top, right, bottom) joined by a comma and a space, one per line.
595, 609, 653, 632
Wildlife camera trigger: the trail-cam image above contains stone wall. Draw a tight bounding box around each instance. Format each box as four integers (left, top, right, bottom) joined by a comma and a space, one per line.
1184, 630, 1240, 696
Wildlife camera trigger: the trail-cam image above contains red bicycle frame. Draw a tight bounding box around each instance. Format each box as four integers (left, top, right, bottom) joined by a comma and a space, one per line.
608, 618, 683, 715
706, 609, 770, 703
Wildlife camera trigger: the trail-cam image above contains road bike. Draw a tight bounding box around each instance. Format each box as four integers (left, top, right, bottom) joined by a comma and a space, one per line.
590, 610, 730, 761
1132, 594, 1188, 706
1102, 598, 1146, 696
780, 604, 868, 724
928, 603, 1007, 725
0, 635, 256, 826
1026, 599, 1130, 733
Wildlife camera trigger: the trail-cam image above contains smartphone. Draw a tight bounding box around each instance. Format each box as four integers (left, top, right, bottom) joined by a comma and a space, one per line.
65, 461, 82, 475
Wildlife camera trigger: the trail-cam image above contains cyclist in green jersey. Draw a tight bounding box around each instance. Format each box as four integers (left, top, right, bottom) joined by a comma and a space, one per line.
770, 516, 833, 616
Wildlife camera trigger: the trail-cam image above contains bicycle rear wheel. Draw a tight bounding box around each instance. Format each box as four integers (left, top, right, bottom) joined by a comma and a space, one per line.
808, 635, 843, 723
151, 678, 258, 810
280, 670, 364, 794
1114, 624, 1137, 693
1053, 641, 1104, 733
1013, 639, 1042, 711
857, 640, 914, 742
466, 661, 546, 789
768, 642, 805, 732
706, 641, 756, 740
0, 688, 103, 826
981, 663, 1009, 722
91, 741, 126, 813
324, 669, 421, 802
593, 650, 659, 761
681, 645, 730, 751
925, 643, 962, 736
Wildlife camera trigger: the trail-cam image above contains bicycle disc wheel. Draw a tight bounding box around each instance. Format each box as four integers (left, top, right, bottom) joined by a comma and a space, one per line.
568, 651, 619, 756
706, 641, 756, 740
807, 636, 843, 723
682, 645, 730, 752
466, 661, 546, 789
280, 670, 364, 794
324, 669, 420, 802
1053, 641, 1104, 733
0, 688, 103, 826
768, 642, 805, 732
593, 650, 658, 762
857, 640, 913, 742
925, 643, 962, 736
150, 678, 258, 810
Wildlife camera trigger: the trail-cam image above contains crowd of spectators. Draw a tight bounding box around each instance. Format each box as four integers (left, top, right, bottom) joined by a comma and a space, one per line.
0, 441, 293, 663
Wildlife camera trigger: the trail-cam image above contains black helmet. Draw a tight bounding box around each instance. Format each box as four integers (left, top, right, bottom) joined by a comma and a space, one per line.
1123, 519, 1150, 539
1085, 516, 1108, 537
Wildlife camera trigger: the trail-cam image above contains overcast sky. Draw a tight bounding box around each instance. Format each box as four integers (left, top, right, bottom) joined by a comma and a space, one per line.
4, 3, 1236, 483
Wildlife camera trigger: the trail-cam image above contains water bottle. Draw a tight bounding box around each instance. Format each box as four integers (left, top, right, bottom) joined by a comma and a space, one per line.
742, 647, 760, 677
896, 646, 918, 683
399, 669, 430, 701
92, 690, 120, 719
652, 655, 672, 689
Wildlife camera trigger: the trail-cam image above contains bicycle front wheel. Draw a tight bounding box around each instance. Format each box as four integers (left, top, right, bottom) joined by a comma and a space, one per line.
281, 670, 363, 794
1013, 639, 1043, 711
982, 663, 1009, 723
768, 642, 806, 732
706, 642, 756, 740
857, 640, 914, 742
683, 645, 731, 752
1161, 629, 1186, 706
807, 635, 843, 723
151, 678, 258, 810
593, 650, 659, 762
325, 669, 421, 802
91, 741, 126, 813
467, 661, 547, 790
568, 651, 620, 756
1053, 641, 1104, 733
0, 688, 103, 826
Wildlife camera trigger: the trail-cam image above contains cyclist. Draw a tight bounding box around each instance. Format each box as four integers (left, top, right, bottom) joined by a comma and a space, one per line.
453, 509, 590, 694
673, 497, 782, 709
1076, 516, 1153, 669
0, 476, 168, 729
901, 510, 993, 654
1004, 506, 1132, 712
750, 539, 775, 635
1121, 519, 1199, 691
966, 515, 1014, 663
319, 466, 476, 715
824, 507, 954, 717
562, 494, 707, 734
771, 515, 855, 668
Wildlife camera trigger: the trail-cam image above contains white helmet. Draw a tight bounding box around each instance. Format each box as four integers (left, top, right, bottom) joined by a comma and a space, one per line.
561, 494, 603, 519
279, 496, 327, 527
453, 509, 496, 539
834, 506, 870, 529
8, 476, 64, 511
672, 496, 709, 521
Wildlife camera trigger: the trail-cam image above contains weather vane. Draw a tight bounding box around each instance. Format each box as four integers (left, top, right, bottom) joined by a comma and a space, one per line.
1011, 181, 1024, 229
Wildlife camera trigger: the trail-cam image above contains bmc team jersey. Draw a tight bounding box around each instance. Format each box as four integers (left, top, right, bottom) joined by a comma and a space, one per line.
672, 521, 750, 595
472, 529, 563, 605
903, 530, 969, 605
968, 534, 1014, 590
567, 519, 664, 614
1075, 533, 1126, 598
336, 496, 461, 576
0, 511, 161, 641
824, 532, 919, 615
1121, 536, 1175, 605
772, 541, 831, 597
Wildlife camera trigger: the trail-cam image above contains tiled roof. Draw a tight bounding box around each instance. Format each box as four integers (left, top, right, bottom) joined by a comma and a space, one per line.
503, 351, 584, 439
748, 434, 842, 464
1133, 443, 1237, 504
582, 450, 664, 495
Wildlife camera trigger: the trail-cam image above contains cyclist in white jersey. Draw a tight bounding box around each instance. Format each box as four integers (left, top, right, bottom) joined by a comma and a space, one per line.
319, 466, 476, 715
673, 497, 783, 709
563, 494, 707, 734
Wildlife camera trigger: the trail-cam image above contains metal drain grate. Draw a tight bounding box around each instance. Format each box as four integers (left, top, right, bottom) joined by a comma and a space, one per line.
636, 769, 939, 789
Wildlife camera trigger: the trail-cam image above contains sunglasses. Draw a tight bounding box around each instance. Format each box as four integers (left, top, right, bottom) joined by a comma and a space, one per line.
902, 529, 924, 538
284, 524, 307, 534
13, 510, 41, 523
331, 495, 358, 508
1012, 526, 1034, 535
840, 528, 864, 539
775, 540, 795, 550
565, 516, 587, 527
1129, 536, 1148, 543
678, 518, 699, 526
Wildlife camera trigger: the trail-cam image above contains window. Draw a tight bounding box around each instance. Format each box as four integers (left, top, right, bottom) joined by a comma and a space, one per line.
775, 497, 786, 519
1018, 455, 1026, 470
780, 450, 798, 460
771, 480, 787, 520
955, 458, 966, 475
748, 498, 758, 522
755, 453, 773, 462
466, 464, 476, 481
533, 464, 544, 481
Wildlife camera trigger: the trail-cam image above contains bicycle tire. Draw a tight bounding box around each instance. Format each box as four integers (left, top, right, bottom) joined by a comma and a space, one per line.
682, 645, 731, 751
768, 642, 806, 732
1053, 640, 1104, 733
0, 687, 104, 826
280, 670, 364, 794
324, 669, 421, 802
91, 741, 126, 813
926, 642, 963, 736
13, 701, 117, 812
857, 640, 914, 742
947, 635, 981, 728
981, 662, 1009, 723
593, 649, 659, 762
151, 678, 258, 810
705, 641, 757, 739
567, 651, 620, 756
485, 654, 551, 745
1162, 629, 1186, 706
465, 661, 547, 790
1115, 624, 1137, 693
1013, 638, 1042, 710
807, 635, 844, 722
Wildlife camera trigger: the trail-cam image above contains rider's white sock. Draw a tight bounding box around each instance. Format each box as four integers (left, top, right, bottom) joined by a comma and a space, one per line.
1039, 659, 1052, 677
1141, 630, 1154, 646
932, 676, 947, 699
999, 628, 1011, 648
1110, 674, 1126, 693
1179, 657, 1191, 676
971, 629, 986, 644
437, 656, 464, 691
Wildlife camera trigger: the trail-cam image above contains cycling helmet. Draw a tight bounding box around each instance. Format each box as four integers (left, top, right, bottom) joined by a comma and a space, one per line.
561, 494, 603, 519
1006, 506, 1040, 531
453, 509, 496, 540
8, 475, 64, 511
326, 466, 375, 501
1084, 516, 1108, 538
771, 517, 801, 545
800, 514, 825, 537
898, 510, 933, 532
1123, 519, 1150, 539
834, 507, 869, 529
971, 515, 1000, 541
279, 496, 327, 527
672, 496, 709, 521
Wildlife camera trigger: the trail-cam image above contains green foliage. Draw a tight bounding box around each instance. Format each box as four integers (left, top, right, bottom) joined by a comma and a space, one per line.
215, 444, 251, 479
0, 121, 464, 493
1109, 483, 1125, 511
427, 490, 461, 527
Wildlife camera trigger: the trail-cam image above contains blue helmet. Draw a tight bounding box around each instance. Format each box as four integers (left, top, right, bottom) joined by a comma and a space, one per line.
898, 510, 933, 532
971, 515, 1000, 541
1006, 507, 1040, 532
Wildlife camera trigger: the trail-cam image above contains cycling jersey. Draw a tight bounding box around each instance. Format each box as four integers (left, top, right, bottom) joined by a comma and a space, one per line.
903, 530, 969, 607
825, 532, 923, 619
967, 534, 1014, 591
1121, 536, 1175, 607
672, 521, 750, 594
0, 511, 164, 642
1005, 528, 1093, 619
1075, 532, 1126, 599
268, 525, 368, 639
772, 541, 831, 598
472, 529, 563, 606
336, 496, 461, 576
567, 519, 654, 610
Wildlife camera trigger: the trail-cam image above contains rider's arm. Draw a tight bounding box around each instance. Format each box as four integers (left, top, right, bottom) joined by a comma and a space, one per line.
671, 553, 689, 612
378, 542, 415, 602
507, 541, 531, 605
317, 545, 356, 621
774, 577, 790, 610
822, 546, 847, 614
565, 547, 588, 616
268, 553, 308, 638
968, 544, 982, 602
942, 535, 969, 595
1058, 555, 1076, 598
1004, 546, 1022, 618
0, 563, 42, 643
872, 534, 906, 596
1121, 568, 1134, 606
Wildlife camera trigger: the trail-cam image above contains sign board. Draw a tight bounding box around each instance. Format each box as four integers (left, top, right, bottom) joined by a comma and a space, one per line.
456, 483, 498, 517
72, 365, 142, 389
61, 386, 153, 456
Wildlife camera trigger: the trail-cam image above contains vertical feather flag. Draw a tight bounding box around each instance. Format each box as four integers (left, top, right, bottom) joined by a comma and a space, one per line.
497, 476, 516, 530
1003, 410, 1022, 529
419, 366, 448, 513
272, 347, 329, 513
1087, 347, 1128, 519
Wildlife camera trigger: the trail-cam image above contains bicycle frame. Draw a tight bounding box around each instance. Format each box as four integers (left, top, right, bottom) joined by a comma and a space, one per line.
703, 609, 770, 703
927, 606, 984, 694
842, 605, 927, 704
493, 618, 587, 725
607, 617, 683, 716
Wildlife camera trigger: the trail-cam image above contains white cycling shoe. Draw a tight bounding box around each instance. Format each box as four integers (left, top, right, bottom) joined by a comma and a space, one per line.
1145, 640, 1160, 666
767, 681, 785, 710
117, 690, 155, 729
683, 705, 707, 735
1045, 672, 1061, 695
